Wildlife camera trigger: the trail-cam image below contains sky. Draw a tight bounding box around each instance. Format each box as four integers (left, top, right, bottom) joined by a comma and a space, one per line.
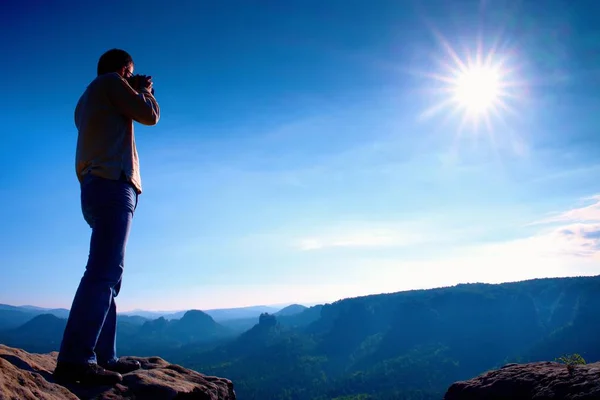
1, 0, 600, 312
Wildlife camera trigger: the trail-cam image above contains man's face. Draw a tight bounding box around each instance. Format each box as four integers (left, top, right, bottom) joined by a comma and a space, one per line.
121, 63, 134, 79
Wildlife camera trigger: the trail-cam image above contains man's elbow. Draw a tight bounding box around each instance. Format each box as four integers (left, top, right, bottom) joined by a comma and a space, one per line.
143, 115, 160, 126
138, 111, 160, 126
137, 96, 160, 126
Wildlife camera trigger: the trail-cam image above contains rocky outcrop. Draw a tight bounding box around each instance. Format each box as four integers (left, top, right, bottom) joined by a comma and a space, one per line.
0, 344, 235, 400
444, 361, 600, 400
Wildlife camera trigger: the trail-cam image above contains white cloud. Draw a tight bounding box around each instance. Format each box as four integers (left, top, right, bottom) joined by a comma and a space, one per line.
522, 195, 600, 260
549, 222, 600, 259
534, 195, 600, 224
309, 196, 600, 291
343, 232, 600, 294
295, 227, 425, 251
288, 218, 464, 252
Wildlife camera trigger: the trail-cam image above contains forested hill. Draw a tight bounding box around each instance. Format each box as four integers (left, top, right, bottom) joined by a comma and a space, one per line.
181, 275, 600, 400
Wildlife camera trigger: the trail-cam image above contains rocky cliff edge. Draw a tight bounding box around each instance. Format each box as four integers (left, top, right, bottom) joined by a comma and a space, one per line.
444, 361, 600, 400
0, 344, 235, 400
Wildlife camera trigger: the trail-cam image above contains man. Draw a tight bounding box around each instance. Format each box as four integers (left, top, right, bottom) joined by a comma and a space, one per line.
53, 49, 160, 385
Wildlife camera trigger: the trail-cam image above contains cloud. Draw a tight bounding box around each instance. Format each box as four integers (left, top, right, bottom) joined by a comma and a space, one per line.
295, 227, 425, 251
521, 195, 600, 260
533, 195, 600, 225
551, 222, 600, 259
343, 227, 600, 294
290, 218, 478, 252
306, 196, 600, 289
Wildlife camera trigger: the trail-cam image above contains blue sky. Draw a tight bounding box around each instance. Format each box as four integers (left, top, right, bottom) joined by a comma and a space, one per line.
1, 0, 600, 311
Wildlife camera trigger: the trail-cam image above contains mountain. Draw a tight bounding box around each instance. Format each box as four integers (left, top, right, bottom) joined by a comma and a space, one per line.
170, 310, 232, 342
176, 312, 322, 399
0, 303, 297, 330
220, 304, 323, 334
520, 281, 600, 363
6, 304, 69, 319
180, 275, 600, 400
0, 308, 34, 331
10, 305, 46, 311
197, 313, 287, 363
119, 305, 282, 322
116, 309, 235, 357
117, 314, 149, 326
0, 304, 69, 330
204, 305, 281, 321
18, 305, 70, 317
0, 314, 67, 353
0, 310, 232, 359
118, 309, 186, 320
279, 304, 323, 328
275, 304, 307, 316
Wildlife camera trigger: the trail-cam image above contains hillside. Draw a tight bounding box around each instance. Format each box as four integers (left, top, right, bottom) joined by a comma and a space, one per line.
119, 305, 282, 321
180, 275, 600, 400
220, 304, 323, 334
0, 310, 235, 359
0, 314, 66, 353
275, 304, 307, 316
0, 304, 69, 331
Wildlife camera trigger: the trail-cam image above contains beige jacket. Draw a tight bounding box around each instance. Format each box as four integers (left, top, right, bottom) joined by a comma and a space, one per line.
74, 72, 160, 194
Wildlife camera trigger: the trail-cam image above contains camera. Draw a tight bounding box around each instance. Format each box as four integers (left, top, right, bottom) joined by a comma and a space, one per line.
127, 74, 155, 95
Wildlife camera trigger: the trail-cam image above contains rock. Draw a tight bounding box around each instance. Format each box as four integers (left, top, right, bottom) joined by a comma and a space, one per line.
0, 344, 236, 400
444, 361, 600, 400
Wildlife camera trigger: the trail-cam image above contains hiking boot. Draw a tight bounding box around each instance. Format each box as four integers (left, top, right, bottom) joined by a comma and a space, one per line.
99, 358, 141, 374
53, 361, 123, 385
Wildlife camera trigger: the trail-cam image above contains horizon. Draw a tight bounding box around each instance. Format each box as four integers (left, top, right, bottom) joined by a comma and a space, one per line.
2, 274, 596, 314
2, 1, 600, 310
1, 300, 317, 314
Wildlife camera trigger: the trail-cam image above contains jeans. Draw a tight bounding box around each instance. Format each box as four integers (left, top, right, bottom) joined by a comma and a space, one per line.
58, 173, 138, 365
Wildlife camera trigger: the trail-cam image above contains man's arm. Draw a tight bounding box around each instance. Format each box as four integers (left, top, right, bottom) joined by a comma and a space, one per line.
106, 74, 160, 126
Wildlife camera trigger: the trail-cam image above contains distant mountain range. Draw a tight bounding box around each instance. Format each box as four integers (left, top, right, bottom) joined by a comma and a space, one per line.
119, 305, 285, 321
0, 302, 316, 357
0, 302, 309, 332
2, 276, 599, 400
0, 304, 70, 331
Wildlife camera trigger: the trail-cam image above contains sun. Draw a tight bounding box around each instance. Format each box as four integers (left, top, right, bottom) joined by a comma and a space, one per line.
452, 63, 501, 116
418, 33, 524, 134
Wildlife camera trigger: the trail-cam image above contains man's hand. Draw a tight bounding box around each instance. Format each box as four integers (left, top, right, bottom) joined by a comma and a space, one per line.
139, 75, 153, 90
112, 73, 160, 125
139, 75, 154, 94
128, 74, 154, 94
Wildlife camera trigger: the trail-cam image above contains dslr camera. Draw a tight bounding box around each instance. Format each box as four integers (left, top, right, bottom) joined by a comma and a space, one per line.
127, 74, 155, 95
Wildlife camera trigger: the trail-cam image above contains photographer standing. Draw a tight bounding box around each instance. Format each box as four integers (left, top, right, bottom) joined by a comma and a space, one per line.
53, 49, 160, 385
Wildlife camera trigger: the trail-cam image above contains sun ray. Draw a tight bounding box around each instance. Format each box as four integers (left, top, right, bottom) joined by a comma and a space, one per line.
419, 97, 457, 120
430, 28, 469, 73
484, 113, 494, 140
418, 71, 459, 85
417, 28, 526, 146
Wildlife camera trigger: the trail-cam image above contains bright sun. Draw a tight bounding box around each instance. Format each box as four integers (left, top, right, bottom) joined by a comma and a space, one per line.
419, 33, 524, 134
453, 64, 501, 116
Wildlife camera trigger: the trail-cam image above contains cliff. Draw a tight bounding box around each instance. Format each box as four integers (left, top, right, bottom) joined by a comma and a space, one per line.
444, 361, 600, 399
0, 344, 235, 400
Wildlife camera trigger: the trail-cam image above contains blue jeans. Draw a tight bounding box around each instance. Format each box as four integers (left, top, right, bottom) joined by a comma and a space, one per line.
58, 173, 138, 365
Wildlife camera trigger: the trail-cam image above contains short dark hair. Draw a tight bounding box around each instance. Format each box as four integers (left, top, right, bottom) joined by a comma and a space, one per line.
97, 49, 134, 76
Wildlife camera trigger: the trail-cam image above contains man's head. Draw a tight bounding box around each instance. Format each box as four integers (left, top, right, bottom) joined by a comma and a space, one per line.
97, 49, 134, 78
